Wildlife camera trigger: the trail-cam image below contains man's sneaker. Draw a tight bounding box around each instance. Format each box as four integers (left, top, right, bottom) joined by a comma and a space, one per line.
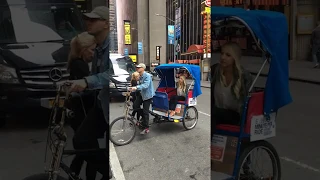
313, 64, 319, 68
140, 128, 149, 135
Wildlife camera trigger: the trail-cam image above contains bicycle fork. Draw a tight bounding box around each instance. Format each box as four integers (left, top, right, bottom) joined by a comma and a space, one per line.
48, 140, 65, 180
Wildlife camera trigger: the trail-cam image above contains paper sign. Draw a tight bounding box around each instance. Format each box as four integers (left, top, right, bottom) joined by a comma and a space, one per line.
188, 97, 197, 106
250, 113, 276, 142
175, 104, 181, 113
211, 135, 227, 162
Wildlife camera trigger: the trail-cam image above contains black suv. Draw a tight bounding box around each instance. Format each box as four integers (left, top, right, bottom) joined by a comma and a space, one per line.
0, 0, 85, 127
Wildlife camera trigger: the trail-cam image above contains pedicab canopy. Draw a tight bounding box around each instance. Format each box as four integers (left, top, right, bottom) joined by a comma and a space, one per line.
211, 7, 293, 115
154, 64, 202, 98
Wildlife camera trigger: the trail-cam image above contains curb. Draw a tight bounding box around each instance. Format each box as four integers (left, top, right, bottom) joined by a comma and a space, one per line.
109, 141, 126, 180
249, 71, 320, 85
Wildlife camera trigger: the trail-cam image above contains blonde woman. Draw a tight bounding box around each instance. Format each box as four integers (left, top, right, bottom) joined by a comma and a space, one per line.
68, 32, 96, 80
66, 32, 97, 180
210, 42, 253, 138
130, 72, 140, 102
166, 75, 188, 117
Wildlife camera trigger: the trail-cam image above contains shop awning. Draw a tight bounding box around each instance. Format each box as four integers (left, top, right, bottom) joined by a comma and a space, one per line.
181, 44, 204, 56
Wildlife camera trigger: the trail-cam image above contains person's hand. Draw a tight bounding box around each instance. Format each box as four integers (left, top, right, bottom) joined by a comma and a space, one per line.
129, 86, 137, 91
69, 79, 87, 92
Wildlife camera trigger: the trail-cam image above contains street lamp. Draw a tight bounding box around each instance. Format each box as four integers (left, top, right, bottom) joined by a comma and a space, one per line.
155, 13, 175, 23
155, 13, 176, 63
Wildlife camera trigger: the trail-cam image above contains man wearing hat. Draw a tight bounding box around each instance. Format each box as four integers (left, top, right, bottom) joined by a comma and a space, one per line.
130, 63, 155, 134
68, 6, 110, 180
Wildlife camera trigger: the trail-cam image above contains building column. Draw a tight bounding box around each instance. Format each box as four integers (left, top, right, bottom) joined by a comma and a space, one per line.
149, 0, 167, 66
290, 0, 297, 61
137, 0, 150, 65
116, 0, 138, 56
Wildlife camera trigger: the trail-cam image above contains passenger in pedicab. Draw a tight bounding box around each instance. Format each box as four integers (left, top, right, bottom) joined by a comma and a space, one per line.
210, 42, 253, 138
165, 75, 188, 117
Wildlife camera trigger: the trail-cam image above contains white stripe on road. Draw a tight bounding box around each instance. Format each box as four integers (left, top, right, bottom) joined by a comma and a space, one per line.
280, 157, 320, 173
109, 141, 126, 180
198, 112, 320, 174
199, 111, 211, 117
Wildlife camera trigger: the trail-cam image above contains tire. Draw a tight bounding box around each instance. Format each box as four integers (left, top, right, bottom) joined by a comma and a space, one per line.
22, 173, 67, 180
236, 140, 281, 180
182, 106, 198, 130
109, 116, 136, 146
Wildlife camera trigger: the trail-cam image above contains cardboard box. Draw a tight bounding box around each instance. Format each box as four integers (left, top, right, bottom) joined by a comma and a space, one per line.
211, 135, 238, 175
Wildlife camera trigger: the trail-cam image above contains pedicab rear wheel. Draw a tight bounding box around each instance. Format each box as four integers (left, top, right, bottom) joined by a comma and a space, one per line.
22, 173, 67, 180
109, 116, 136, 146
182, 106, 198, 130
236, 140, 281, 180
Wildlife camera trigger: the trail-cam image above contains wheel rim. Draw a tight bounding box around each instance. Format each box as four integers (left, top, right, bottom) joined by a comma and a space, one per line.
184, 107, 198, 129
110, 118, 135, 145
238, 145, 279, 180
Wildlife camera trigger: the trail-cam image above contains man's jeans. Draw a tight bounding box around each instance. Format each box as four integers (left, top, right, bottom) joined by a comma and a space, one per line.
133, 95, 152, 128
312, 44, 320, 64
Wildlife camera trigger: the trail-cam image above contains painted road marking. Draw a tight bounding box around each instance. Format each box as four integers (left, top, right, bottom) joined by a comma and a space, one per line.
198, 111, 320, 173
110, 141, 126, 180
199, 111, 211, 117
280, 157, 320, 173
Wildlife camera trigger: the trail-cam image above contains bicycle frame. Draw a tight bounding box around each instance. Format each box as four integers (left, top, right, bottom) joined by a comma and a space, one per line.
45, 83, 109, 180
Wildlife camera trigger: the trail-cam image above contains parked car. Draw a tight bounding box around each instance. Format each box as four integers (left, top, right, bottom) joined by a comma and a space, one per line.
0, 0, 85, 127
109, 54, 135, 98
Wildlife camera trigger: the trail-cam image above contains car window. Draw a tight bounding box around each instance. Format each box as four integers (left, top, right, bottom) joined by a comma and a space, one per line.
0, 4, 84, 43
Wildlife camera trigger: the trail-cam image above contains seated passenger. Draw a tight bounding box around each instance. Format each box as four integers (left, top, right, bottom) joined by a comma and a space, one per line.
210, 42, 253, 136
166, 75, 188, 117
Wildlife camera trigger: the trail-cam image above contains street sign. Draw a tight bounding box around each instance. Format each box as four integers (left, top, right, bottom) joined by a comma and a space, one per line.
156, 46, 160, 60
138, 42, 143, 54
124, 48, 129, 56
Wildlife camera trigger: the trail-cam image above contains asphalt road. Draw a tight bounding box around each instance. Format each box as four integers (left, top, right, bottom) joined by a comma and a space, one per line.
1, 78, 320, 180
111, 81, 211, 180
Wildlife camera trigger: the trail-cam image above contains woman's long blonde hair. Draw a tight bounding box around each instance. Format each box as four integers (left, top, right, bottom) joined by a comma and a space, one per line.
219, 42, 243, 99
178, 75, 187, 93
67, 32, 96, 69
131, 72, 140, 83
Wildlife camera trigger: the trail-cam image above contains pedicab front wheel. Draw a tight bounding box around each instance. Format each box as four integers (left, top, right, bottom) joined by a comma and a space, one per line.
182, 106, 198, 130
236, 140, 281, 180
109, 116, 136, 146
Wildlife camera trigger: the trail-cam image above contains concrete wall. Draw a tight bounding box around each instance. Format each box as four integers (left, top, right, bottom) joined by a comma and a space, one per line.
149, 0, 167, 65
116, 0, 138, 56
137, 0, 149, 65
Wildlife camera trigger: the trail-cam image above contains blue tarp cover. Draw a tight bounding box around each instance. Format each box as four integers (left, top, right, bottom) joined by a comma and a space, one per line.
211, 6, 292, 114
154, 64, 202, 98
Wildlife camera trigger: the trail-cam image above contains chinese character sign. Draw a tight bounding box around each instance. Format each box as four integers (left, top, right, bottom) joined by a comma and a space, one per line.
124, 20, 131, 45
168, 25, 175, 44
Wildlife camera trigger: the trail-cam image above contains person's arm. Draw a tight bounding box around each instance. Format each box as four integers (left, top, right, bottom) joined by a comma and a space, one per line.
136, 74, 151, 90
70, 60, 89, 79
84, 71, 110, 89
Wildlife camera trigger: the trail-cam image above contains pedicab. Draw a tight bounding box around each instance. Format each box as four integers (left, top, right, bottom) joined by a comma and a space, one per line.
210, 7, 292, 180
109, 64, 202, 146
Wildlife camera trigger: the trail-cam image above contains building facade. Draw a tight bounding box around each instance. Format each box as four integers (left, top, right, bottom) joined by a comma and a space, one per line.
109, 0, 118, 52
166, 0, 204, 63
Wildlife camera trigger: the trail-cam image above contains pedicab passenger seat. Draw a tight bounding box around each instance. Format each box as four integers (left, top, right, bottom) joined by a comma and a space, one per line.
153, 87, 177, 110
216, 89, 265, 135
